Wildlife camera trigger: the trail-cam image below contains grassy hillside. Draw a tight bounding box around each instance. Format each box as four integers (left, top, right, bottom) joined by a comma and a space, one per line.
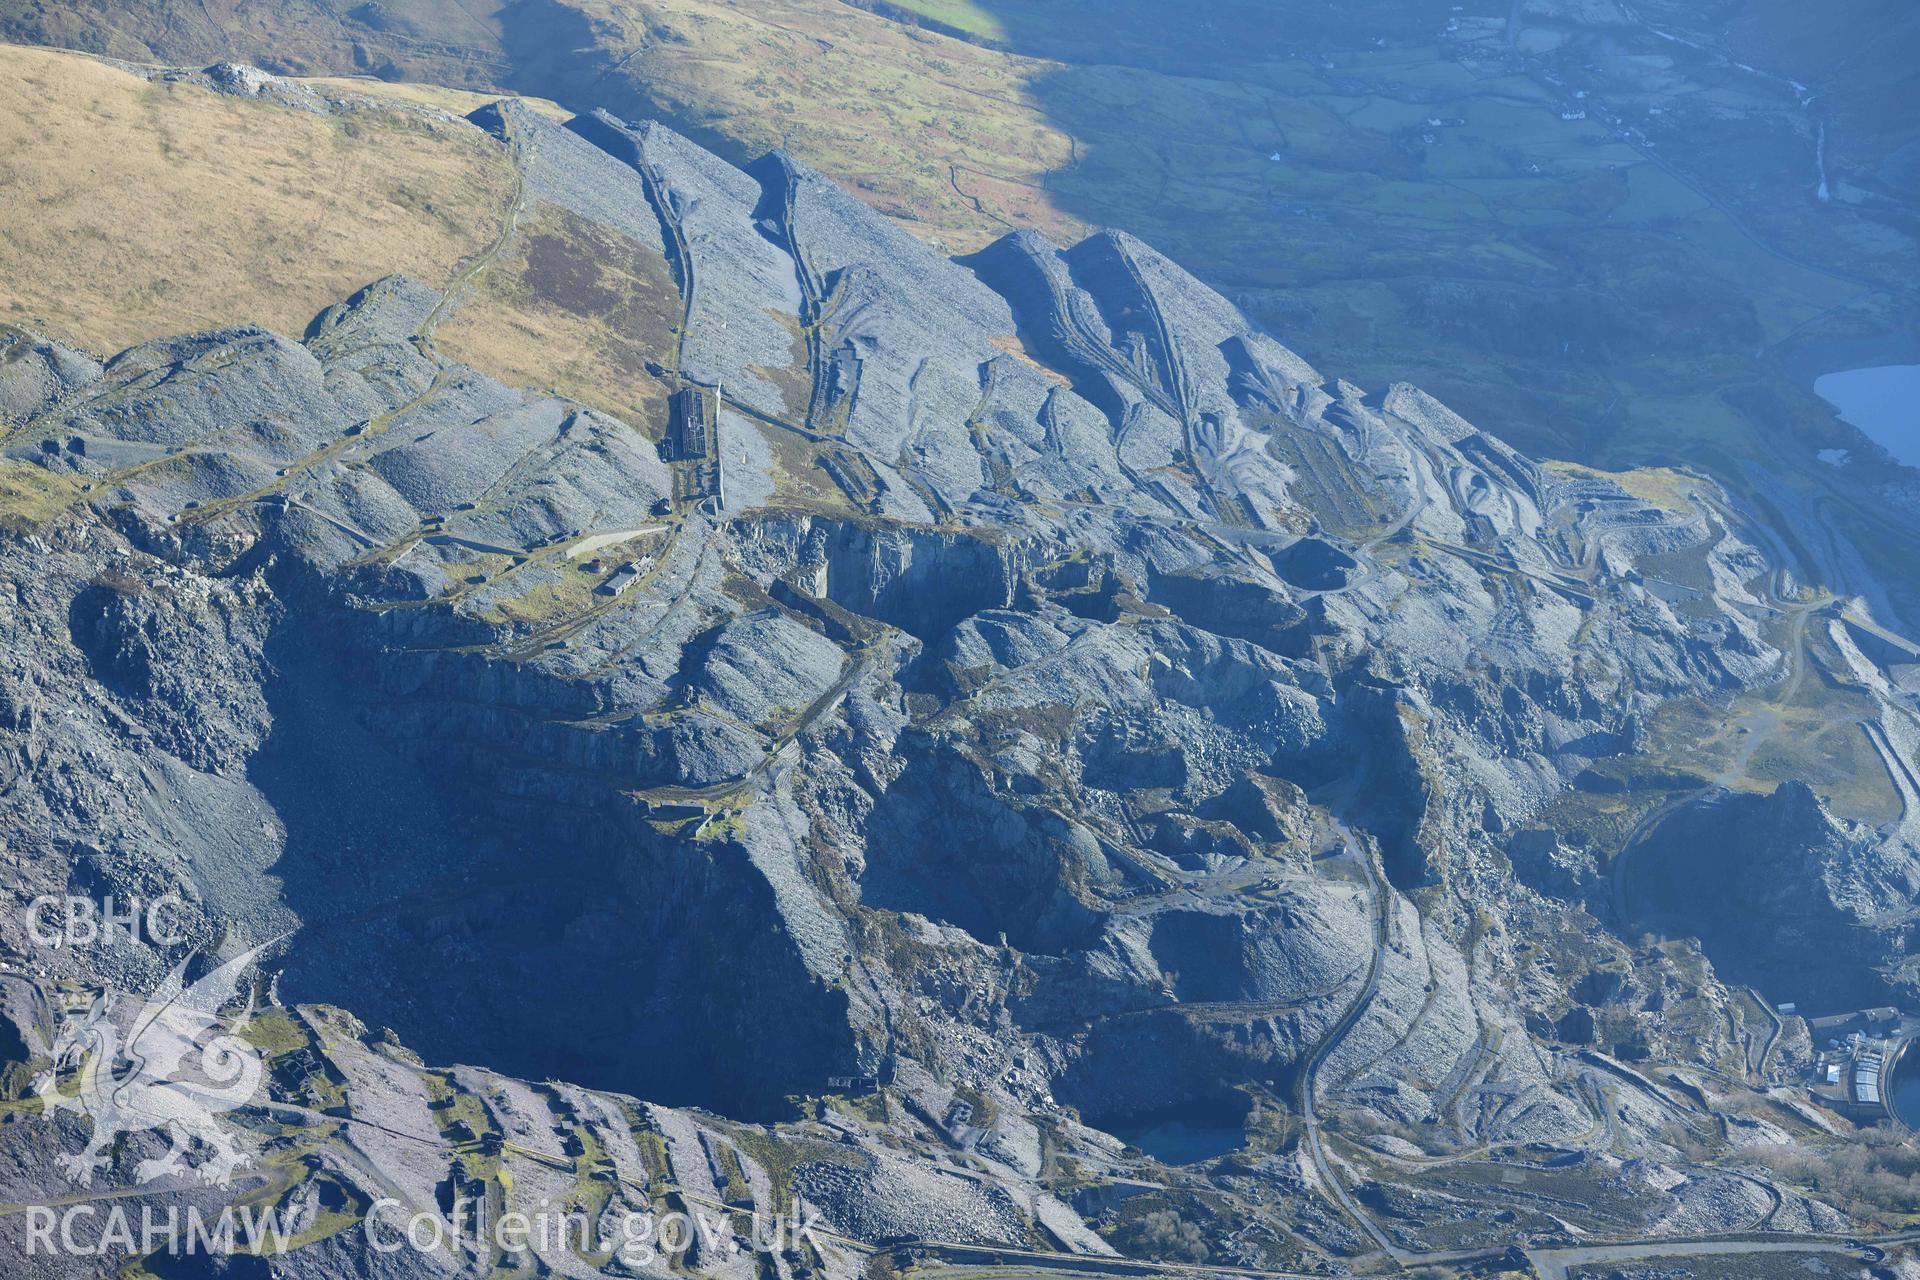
433, 204, 684, 435
0, 0, 512, 85
0, 43, 515, 353
1730, 0, 1920, 196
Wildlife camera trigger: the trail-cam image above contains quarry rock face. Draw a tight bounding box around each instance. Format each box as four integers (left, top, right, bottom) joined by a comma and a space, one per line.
2, 74, 1919, 1277
1624, 782, 1920, 1009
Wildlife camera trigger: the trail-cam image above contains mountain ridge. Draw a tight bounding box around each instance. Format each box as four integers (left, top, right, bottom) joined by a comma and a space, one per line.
1, 48, 1919, 1278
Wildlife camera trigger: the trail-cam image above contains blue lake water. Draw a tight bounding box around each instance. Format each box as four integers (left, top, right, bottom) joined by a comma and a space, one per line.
1892, 1046, 1920, 1129
1814, 365, 1920, 467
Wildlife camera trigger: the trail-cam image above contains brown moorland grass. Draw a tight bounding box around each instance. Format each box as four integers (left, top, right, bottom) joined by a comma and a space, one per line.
433, 202, 680, 436
568, 0, 1087, 255
0, 457, 84, 528
297, 75, 570, 123
0, 42, 515, 356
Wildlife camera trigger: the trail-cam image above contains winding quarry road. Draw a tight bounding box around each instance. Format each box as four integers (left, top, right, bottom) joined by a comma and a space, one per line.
1295, 829, 1397, 1258
1527, 1237, 1882, 1279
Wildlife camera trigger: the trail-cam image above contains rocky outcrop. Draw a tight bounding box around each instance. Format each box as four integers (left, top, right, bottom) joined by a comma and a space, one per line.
0, 71, 1907, 1276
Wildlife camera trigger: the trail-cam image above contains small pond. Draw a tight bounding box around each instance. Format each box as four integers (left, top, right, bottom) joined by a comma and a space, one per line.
1090, 1095, 1250, 1165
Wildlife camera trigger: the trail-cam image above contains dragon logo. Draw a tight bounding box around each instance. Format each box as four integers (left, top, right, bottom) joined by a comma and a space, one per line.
32, 942, 274, 1188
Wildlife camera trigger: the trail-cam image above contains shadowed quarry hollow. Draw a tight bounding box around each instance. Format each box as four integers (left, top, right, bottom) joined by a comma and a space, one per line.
249, 578, 855, 1121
